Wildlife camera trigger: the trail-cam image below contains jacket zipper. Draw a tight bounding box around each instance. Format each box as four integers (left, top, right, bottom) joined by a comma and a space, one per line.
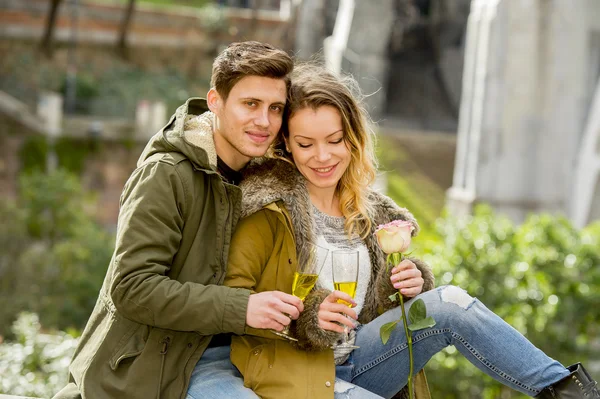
157, 336, 171, 399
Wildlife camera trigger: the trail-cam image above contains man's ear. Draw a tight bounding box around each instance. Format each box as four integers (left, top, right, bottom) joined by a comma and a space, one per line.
207, 88, 222, 114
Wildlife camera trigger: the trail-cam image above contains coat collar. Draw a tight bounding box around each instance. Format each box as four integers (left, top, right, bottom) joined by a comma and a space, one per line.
239, 158, 420, 258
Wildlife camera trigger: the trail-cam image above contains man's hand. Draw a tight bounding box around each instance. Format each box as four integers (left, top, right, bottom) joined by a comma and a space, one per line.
317, 291, 358, 333
390, 259, 424, 298
246, 291, 304, 331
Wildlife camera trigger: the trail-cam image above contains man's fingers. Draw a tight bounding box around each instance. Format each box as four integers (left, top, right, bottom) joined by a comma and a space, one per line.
247, 291, 303, 330
265, 318, 287, 332
269, 308, 292, 326
276, 291, 304, 313
276, 302, 301, 320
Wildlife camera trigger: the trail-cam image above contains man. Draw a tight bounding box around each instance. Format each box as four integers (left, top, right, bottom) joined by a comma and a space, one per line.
53, 41, 302, 399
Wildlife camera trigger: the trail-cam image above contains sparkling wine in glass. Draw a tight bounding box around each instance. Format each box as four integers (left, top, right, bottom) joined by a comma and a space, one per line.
272, 243, 329, 341
331, 249, 360, 350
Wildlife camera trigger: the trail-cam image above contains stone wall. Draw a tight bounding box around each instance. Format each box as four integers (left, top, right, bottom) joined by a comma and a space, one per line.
447, 0, 600, 226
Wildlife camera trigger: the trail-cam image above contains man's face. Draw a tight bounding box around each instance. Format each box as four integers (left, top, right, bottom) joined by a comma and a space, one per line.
208, 75, 287, 171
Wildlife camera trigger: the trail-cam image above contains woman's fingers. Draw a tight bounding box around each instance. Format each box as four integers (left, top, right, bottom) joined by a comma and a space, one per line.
318, 310, 356, 332
317, 290, 358, 332
324, 290, 357, 308
389, 259, 424, 296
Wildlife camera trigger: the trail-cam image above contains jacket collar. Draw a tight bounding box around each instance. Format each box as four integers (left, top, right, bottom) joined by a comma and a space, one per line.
239, 158, 420, 256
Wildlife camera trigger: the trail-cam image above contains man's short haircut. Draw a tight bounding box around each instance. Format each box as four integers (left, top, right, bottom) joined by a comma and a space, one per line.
211, 41, 294, 101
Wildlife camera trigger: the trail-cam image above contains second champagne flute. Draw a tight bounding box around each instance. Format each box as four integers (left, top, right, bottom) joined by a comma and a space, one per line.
331, 249, 360, 350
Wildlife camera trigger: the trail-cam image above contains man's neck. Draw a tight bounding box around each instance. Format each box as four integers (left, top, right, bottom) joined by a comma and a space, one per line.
217, 156, 243, 186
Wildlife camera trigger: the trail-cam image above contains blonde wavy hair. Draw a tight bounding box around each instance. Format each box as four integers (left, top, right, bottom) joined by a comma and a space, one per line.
271, 63, 378, 238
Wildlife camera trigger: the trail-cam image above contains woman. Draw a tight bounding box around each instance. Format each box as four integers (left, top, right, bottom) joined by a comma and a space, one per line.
224, 63, 599, 399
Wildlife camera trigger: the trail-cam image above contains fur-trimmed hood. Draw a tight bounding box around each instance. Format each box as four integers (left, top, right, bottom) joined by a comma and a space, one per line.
240, 157, 420, 256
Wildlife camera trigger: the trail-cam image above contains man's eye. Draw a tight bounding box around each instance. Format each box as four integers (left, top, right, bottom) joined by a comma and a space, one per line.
245, 101, 257, 107
270, 105, 283, 113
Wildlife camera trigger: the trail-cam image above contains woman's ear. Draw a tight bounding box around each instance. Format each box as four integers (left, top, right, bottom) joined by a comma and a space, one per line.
283, 137, 291, 153
207, 88, 221, 114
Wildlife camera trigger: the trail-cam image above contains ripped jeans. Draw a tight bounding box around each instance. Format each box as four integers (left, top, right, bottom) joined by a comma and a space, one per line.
334, 285, 570, 399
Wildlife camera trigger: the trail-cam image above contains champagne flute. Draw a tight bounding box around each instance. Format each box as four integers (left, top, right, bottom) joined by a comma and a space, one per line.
272, 242, 329, 341
331, 249, 360, 350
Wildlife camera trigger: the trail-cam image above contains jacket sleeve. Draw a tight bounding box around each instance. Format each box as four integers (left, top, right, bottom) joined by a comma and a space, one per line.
374, 256, 436, 315
109, 160, 250, 335
292, 288, 342, 351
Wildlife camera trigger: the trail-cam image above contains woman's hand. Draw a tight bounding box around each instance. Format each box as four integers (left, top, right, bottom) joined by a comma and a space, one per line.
390, 259, 424, 298
317, 291, 358, 333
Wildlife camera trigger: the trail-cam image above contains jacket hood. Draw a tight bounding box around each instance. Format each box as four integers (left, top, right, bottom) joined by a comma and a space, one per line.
137, 98, 218, 171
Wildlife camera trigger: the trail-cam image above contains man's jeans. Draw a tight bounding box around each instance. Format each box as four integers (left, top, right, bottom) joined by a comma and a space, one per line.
335, 285, 570, 398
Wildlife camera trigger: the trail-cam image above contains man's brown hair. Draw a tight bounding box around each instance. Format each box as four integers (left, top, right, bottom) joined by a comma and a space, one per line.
211, 41, 294, 100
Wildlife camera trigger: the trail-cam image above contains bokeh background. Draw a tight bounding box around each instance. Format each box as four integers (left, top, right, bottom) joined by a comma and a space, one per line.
0, 0, 599, 398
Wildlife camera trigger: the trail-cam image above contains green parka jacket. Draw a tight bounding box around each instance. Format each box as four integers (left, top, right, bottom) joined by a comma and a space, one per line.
59, 98, 251, 399
225, 158, 436, 399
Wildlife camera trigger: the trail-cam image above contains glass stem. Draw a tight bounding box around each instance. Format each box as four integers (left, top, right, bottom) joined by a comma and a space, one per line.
344, 317, 351, 342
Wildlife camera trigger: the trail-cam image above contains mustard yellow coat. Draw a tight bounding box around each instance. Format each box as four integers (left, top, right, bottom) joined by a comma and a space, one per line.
225, 158, 435, 399
226, 203, 337, 398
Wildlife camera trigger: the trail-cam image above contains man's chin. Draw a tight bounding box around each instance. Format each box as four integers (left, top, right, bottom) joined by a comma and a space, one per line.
243, 144, 272, 159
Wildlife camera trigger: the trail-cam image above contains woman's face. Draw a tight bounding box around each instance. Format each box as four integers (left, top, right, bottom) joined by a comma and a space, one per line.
286, 105, 351, 193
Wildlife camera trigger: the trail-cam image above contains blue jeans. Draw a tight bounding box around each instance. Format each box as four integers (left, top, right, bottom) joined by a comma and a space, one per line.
335, 285, 570, 398
186, 345, 381, 398
186, 346, 258, 399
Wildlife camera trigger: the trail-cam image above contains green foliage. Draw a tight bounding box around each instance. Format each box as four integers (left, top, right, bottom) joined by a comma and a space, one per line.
0, 169, 114, 338
19, 135, 49, 174
19, 135, 100, 176
0, 312, 78, 398
19, 169, 88, 241
420, 205, 600, 398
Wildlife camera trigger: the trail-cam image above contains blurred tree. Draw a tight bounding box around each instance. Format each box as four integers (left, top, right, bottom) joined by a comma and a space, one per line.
0, 169, 114, 338
117, 0, 136, 59
40, 0, 63, 58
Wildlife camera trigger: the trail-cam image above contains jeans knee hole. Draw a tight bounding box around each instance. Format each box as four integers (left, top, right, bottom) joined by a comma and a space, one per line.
440, 285, 475, 309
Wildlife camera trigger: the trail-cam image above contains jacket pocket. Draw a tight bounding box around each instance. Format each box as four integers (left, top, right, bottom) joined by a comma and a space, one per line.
109, 322, 149, 370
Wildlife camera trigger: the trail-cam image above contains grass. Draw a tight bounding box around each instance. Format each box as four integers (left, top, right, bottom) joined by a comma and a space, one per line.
375, 133, 453, 232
